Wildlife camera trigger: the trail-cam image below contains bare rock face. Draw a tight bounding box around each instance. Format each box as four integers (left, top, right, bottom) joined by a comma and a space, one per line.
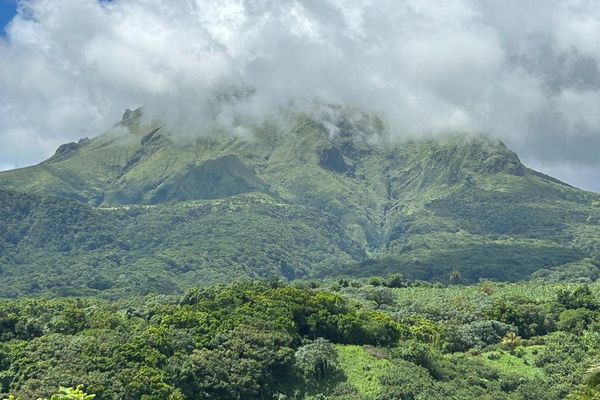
122, 107, 143, 122
319, 147, 351, 174
49, 137, 90, 162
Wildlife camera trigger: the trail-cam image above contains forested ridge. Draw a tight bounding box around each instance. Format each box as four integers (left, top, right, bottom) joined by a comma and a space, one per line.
1, 110, 600, 297
2, 279, 600, 399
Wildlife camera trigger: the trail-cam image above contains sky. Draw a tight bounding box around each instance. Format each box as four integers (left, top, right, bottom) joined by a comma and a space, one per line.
0, 0, 599, 192
0, 1, 16, 37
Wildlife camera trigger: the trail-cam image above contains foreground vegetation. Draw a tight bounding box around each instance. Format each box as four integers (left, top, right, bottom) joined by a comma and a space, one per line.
2, 279, 600, 399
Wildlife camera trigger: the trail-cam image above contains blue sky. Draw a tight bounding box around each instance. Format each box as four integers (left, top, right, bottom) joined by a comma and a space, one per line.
0, 0, 16, 36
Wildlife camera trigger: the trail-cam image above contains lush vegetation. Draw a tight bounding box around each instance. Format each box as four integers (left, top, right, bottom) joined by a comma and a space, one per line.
0, 189, 359, 298
4, 183, 597, 298
1, 280, 600, 399
1, 110, 599, 296
1, 108, 600, 397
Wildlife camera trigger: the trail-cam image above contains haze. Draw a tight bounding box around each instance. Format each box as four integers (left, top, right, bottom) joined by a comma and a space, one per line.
0, 0, 599, 191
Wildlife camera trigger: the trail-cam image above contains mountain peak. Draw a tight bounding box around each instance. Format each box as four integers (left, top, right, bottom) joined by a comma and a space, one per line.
47, 137, 91, 163
0, 107, 598, 294
0, 110, 562, 208
121, 107, 143, 123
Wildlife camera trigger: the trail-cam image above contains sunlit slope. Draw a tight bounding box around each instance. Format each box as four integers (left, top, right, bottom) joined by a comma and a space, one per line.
1, 108, 599, 293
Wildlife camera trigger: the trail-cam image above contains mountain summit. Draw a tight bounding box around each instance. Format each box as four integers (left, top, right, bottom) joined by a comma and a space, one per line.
1, 108, 599, 297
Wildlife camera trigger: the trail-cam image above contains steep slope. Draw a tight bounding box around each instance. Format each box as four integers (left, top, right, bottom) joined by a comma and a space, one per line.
1, 107, 599, 293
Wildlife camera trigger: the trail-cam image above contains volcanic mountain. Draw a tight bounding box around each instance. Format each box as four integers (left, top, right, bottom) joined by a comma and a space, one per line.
1, 107, 598, 297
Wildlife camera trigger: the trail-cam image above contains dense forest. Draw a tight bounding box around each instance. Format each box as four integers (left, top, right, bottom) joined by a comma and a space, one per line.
2, 278, 600, 399
2, 110, 600, 298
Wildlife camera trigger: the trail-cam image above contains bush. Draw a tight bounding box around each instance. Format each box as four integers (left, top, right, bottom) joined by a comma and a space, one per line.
294, 338, 339, 380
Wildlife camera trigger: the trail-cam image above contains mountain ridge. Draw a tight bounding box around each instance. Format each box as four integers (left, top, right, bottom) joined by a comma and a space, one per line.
1, 107, 599, 297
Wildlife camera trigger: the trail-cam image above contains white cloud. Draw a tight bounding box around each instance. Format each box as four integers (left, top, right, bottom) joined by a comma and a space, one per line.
0, 0, 599, 191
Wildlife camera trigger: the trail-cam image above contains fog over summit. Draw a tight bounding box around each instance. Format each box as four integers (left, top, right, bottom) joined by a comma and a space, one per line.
0, 0, 599, 191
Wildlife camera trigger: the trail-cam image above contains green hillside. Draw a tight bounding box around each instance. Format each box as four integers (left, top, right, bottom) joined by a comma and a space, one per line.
1, 107, 599, 296
0, 190, 361, 298
2, 280, 600, 399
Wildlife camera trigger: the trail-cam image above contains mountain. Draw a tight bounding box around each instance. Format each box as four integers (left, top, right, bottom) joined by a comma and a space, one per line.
1, 107, 599, 297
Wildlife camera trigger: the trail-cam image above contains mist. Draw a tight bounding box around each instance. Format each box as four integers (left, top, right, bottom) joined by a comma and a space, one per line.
0, 0, 599, 191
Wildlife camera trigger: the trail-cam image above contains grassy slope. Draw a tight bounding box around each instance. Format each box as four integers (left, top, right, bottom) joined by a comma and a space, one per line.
476, 347, 546, 379
1, 109, 599, 293
335, 345, 392, 398
328, 345, 548, 400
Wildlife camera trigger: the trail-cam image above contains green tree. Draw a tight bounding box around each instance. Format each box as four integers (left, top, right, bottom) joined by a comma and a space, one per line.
569, 361, 600, 399
500, 332, 521, 352
449, 270, 461, 284
364, 286, 395, 309
557, 285, 598, 310
558, 308, 596, 334
294, 338, 339, 380
49, 386, 95, 400
385, 273, 406, 288
3, 386, 95, 400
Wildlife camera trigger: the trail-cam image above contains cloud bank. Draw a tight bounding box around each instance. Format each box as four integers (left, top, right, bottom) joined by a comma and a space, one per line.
0, 0, 599, 191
